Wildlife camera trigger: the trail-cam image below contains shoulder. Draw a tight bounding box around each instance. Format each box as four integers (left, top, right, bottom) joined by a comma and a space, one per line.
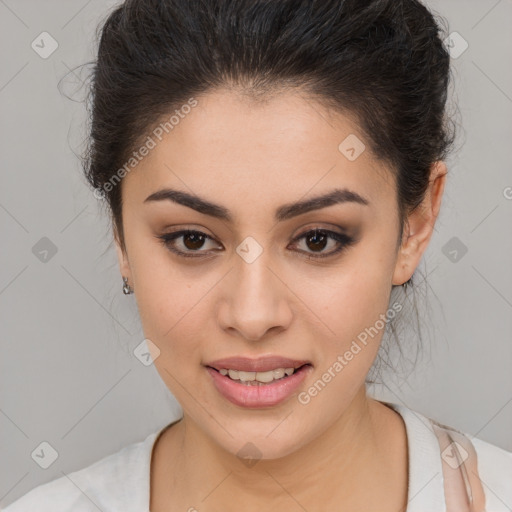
1, 430, 160, 512
470, 435, 512, 509
383, 401, 512, 512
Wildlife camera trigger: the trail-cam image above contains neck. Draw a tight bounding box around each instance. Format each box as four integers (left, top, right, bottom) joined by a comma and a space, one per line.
152, 387, 408, 511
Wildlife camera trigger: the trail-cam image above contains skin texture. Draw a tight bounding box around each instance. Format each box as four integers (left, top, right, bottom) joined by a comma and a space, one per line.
114, 89, 446, 511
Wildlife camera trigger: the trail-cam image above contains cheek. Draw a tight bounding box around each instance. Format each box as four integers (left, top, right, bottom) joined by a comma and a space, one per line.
125, 224, 207, 336
127, 242, 215, 364
133, 268, 215, 401
135, 272, 212, 348
292, 274, 394, 426
294, 248, 395, 342
293, 240, 397, 379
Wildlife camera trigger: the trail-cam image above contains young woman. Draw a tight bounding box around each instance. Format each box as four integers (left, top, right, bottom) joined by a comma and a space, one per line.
4, 0, 511, 511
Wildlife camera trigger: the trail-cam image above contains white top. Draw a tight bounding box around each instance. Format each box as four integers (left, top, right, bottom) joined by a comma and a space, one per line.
3, 402, 511, 511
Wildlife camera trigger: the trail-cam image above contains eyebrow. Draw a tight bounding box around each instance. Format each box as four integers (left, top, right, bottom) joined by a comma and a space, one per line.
143, 187, 369, 222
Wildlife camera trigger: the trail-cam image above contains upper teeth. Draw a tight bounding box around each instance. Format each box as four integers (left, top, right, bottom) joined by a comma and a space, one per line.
219, 367, 296, 383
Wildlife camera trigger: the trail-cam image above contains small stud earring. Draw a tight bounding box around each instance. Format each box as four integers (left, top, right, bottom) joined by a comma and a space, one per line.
402, 277, 412, 290
122, 276, 133, 295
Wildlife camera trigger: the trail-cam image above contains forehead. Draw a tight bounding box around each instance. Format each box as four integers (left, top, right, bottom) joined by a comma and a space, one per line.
121, 88, 395, 212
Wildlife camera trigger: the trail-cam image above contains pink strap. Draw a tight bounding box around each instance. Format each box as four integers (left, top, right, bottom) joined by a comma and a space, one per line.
431, 420, 487, 512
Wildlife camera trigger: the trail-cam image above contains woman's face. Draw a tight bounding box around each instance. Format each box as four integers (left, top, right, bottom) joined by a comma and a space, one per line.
115, 89, 427, 459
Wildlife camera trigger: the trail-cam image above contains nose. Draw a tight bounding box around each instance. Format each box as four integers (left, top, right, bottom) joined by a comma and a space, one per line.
217, 251, 293, 342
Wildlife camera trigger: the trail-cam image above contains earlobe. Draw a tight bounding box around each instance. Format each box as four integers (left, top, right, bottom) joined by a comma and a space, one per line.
114, 227, 132, 282
392, 161, 447, 286
392, 221, 414, 286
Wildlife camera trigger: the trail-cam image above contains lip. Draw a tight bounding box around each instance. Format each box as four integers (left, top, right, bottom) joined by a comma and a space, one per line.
206, 364, 313, 408
205, 355, 312, 373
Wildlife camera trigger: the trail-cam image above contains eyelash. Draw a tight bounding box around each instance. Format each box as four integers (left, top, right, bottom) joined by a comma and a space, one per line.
156, 228, 355, 260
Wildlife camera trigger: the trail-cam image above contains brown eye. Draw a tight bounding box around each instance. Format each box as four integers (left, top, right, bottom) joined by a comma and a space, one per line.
156, 230, 221, 258
182, 232, 207, 250
290, 228, 355, 259
304, 231, 329, 252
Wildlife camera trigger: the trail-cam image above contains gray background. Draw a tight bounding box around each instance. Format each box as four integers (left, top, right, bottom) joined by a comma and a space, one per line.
1, 0, 511, 507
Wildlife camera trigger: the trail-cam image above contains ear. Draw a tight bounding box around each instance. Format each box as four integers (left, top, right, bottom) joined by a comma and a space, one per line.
114, 224, 132, 285
392, 161, 447, 286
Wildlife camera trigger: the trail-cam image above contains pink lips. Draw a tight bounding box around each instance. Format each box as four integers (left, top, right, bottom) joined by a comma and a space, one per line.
204, 356, 313, 408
